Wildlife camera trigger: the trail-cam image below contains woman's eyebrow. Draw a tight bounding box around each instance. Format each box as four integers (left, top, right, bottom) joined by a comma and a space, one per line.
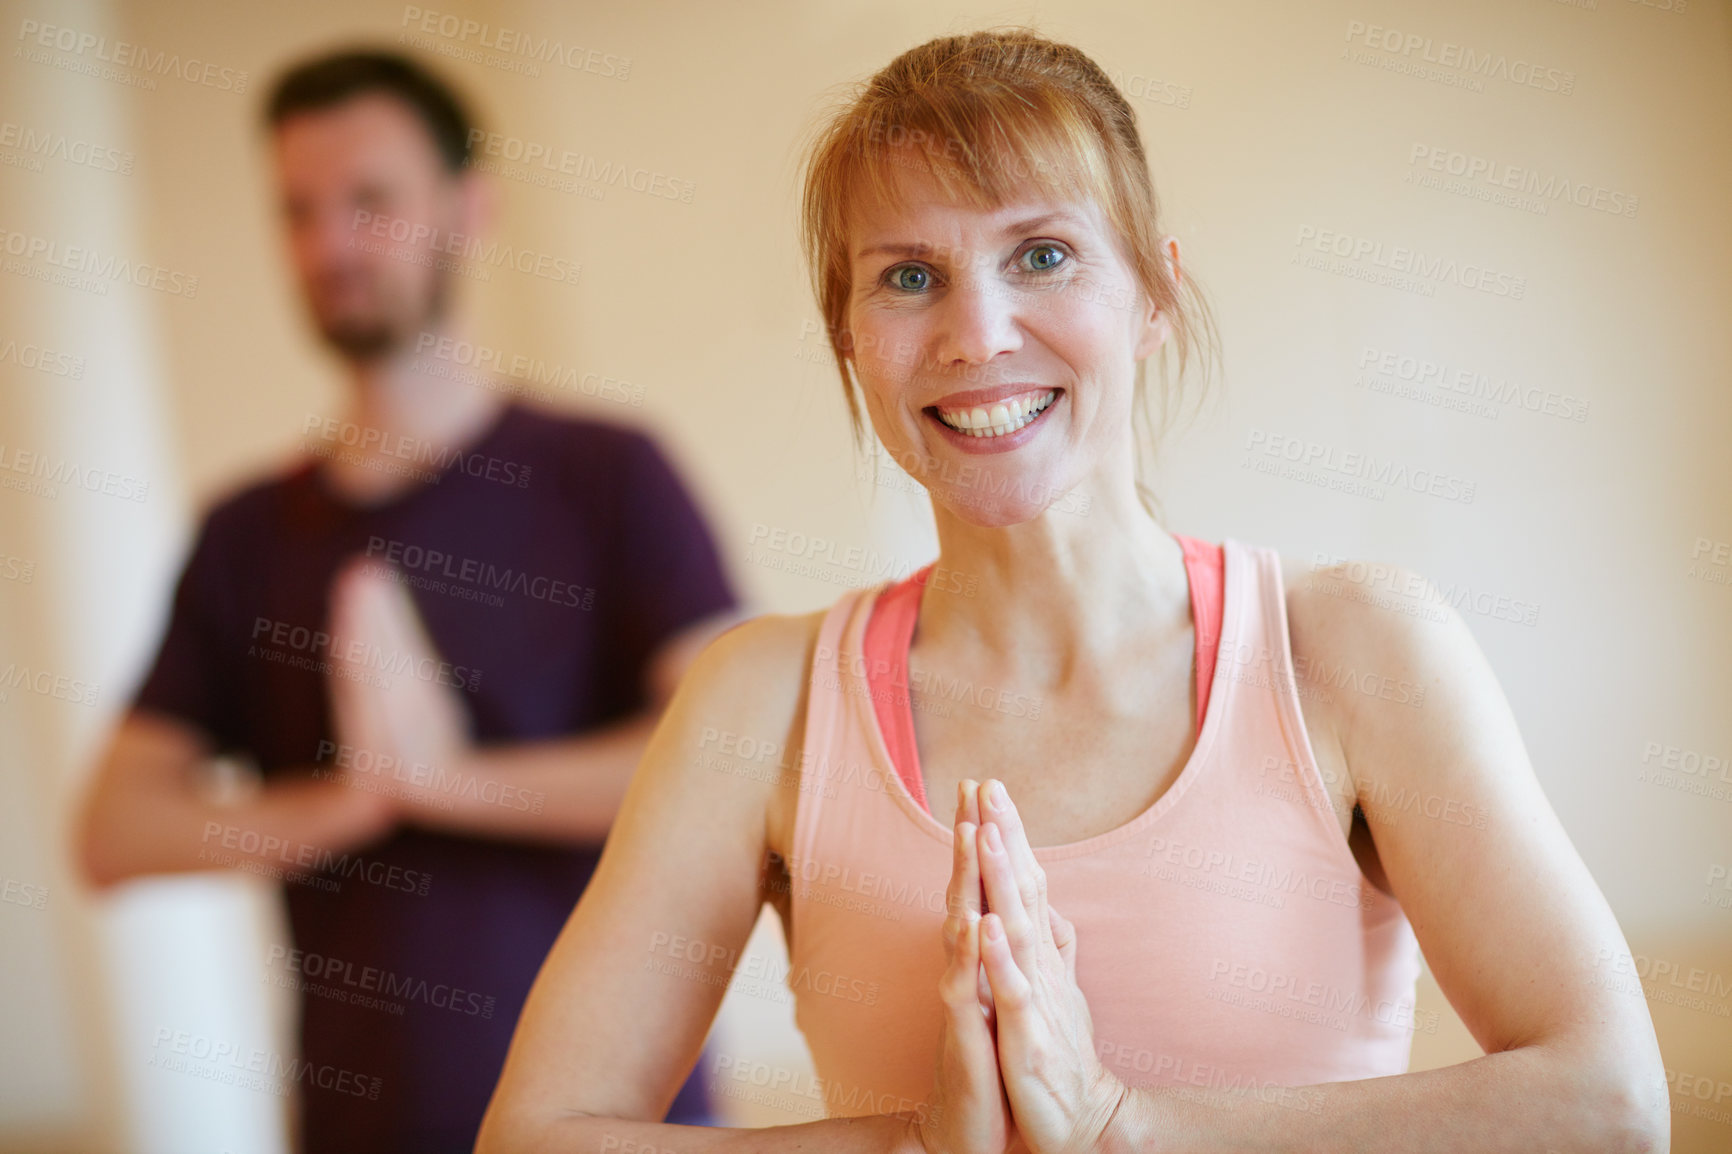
1000, 210, 1084, 235
853, 210, 1086, 261
854, 240, 934, 260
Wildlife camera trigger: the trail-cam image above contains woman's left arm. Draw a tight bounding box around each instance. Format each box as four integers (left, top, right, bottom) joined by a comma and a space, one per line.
976, 563, 1670, 1154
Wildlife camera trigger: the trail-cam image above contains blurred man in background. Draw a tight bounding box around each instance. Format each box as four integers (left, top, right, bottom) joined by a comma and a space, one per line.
75, 51, 736, 1153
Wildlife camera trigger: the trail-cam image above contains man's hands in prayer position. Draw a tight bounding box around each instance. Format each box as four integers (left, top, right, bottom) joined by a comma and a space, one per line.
325, 558, 473, 823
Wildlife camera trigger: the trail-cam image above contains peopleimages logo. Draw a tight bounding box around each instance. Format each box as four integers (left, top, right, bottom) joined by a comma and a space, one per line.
0, 120, 134, 174
0, 335, 85, 378
266, 944, 496, 1018
1293, 226, 1526, 300
148, 1027, 381, 1100
709, 1054, 941, 1125
399, 7, 631, 79
1354, 345, 1589, 424
744, 523, 925, 590
466, 129, 696, 203
1406, 144, 1638, 220
415, 332, 645, 406
315, 739, 546, 815
1242, 428, 1477, 505
364, 537, 596, 610
348, 210, 581, 286
303, 415, 532, 488
247, 614, 483, 691
200, 821, 433, 896
645, 931, 881, 1006
0, 227, 199, 298
0, 442, 149, 502
1342, 19, 1575, 96
1309, 551, 1541, 629
15, 19, 250, 92
0, 662, 98, 706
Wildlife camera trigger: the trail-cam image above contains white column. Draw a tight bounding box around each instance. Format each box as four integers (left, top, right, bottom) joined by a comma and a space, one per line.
0, 0, 287, 1149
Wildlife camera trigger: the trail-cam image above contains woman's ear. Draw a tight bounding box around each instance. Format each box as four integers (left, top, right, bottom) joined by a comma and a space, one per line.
1134, 236, 1183, 360
1135, 309, 1173, 361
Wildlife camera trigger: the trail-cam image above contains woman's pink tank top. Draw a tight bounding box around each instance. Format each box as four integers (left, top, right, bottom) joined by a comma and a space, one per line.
786, 539, 1421, 1116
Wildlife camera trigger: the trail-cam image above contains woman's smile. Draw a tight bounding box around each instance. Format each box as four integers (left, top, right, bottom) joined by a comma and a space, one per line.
925, 385, 1063, 453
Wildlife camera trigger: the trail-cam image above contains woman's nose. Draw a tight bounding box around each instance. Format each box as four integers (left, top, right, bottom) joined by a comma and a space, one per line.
933, 277, 1023, 368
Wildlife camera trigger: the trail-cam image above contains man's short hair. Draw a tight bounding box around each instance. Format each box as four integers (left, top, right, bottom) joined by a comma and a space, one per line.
264, 49, 476, 173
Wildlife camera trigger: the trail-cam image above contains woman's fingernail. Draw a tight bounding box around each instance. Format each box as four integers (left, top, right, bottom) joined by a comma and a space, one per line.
984, 915, 1002, 941
988, 779, 1008, 809
983, 822, 1003, 853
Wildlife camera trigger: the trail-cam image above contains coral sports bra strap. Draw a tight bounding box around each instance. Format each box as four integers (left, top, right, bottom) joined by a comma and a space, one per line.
862, 536, 1226, 816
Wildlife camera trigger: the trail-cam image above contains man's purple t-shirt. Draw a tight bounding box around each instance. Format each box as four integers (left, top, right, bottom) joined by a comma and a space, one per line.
133, 403, 735, 1152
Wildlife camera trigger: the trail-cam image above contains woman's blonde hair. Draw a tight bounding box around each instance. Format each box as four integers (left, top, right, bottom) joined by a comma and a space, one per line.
800, 29, 1218, 508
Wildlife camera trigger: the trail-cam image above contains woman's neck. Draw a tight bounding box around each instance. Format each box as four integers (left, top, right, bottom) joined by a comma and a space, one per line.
920, 470, 1192, 691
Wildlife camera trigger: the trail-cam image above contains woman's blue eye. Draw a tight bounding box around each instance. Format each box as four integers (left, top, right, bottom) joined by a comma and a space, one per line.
891, 265, 930, 292
1022, 244, 1066, 272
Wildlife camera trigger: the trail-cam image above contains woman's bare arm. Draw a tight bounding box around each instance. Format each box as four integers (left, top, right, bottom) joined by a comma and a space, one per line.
476, 612, 926, 1154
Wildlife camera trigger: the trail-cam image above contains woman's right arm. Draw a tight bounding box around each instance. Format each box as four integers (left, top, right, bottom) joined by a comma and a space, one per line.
476, 612, 925, 1154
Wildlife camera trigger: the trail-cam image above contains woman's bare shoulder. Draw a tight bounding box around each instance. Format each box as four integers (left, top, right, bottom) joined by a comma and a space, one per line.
1278, 552, 1458, 712
684, 609, 829, 722
1278, 550, 1499, 796
663, 609, 831, 858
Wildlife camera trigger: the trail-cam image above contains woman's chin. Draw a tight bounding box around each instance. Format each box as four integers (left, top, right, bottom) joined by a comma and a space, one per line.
932, 489, 1056, 529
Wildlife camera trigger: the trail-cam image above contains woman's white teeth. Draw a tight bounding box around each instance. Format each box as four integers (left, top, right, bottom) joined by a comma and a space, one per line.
939, 389, 1056, 437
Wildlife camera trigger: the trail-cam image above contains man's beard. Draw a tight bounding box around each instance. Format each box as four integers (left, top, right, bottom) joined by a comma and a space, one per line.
315, 268, 451, 361
322, 316, 402, 359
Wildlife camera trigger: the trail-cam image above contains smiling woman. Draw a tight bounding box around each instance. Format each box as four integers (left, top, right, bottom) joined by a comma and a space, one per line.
802, 38, 1215, 517
477, 28, 1669, 1154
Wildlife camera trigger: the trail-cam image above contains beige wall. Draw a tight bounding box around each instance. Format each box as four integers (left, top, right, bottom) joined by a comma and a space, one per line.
2, 0, 1728, 1149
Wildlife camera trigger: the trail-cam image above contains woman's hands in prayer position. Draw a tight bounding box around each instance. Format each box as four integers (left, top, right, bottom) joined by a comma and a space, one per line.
919, 779, 1130, 1154
920, 780, 1023, 1154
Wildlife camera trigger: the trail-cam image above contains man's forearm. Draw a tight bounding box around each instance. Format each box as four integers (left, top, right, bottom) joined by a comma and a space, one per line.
327, 613, 743, 844
1099, 1042, 1663, 1154
82, 764, 397, 888
370, 712, 660, 842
